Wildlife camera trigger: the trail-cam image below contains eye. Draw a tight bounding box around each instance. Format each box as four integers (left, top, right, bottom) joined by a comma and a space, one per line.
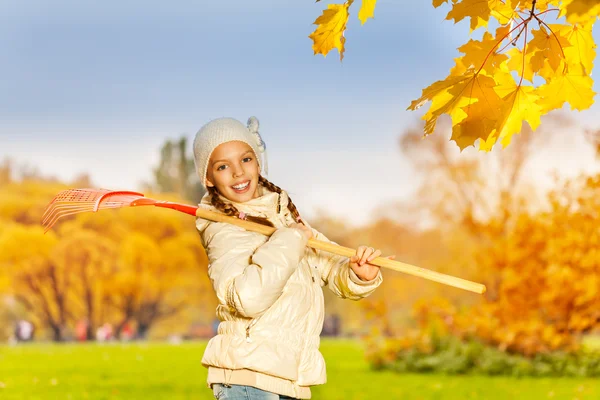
216, 164, 227, 171
242, 157, 253, 163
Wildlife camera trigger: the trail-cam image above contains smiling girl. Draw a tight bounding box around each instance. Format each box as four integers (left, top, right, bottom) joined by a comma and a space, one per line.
193, 116, 389, 400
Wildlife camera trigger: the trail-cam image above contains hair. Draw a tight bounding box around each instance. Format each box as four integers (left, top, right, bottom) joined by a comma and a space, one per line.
207, 175, 303, 227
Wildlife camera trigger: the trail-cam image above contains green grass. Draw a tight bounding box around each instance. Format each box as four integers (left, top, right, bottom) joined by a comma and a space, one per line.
583, 335, 600, 351
0, 339, 598, 399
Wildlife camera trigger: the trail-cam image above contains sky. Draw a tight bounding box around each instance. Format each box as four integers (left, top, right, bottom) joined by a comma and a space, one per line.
1, 0, 599, 226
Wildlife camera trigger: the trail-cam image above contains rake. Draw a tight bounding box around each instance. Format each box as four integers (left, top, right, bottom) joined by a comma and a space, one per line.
42, 188, 486, 294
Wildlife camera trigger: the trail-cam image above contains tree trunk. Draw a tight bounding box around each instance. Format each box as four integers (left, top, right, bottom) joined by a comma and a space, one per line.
51, 324, 65, 342
137, 323, 150, 340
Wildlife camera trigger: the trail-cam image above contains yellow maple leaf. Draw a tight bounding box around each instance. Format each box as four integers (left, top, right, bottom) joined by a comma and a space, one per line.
490, 70, 519, 99
409, 72, 499, 136
409, 74, 475, 134
557, 22, 596, 76
506, 47, 535, 82
450, 70, 515, 150
561, 0, 600, 25
494, 84, 542, 147
309, 1, 354, 61
445, 0, 492, 31
451, 99, 500, 150
358, 0, 377, 25
450, 26, 510, 76
516, 0, 553, 12
405, 0, 598, 151
489, 0, 515, 24
536, 73, 596, 112
528, 25, 572, 73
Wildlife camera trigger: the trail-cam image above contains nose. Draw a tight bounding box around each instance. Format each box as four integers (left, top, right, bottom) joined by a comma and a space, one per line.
232, 163, 244, 177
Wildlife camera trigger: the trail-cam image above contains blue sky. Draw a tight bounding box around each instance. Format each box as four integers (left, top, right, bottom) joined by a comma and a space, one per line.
1, 0, 599, 225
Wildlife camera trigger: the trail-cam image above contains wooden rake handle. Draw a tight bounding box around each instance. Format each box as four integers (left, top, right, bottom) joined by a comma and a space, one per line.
195, 206, 486, 295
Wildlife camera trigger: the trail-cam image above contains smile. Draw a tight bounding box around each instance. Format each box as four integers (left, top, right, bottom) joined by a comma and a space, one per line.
232, 181, 250, 192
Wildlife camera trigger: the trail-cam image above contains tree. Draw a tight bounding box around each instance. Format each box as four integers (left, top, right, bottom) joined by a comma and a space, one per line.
111, 229, 207, 339
455, 173, 600, 354
62, 197, 212, 340
52, 230, 117, 340
310, 1, 598, 150
0, 180, 213, 341
398, 115, 586, 305
0, 225, 70, 341
380, 117, 600, 354
148, 137, 205, 204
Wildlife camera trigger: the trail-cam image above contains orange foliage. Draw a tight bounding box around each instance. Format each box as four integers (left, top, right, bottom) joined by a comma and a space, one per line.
466, 175, 600, 354
0, 180, 213, 341
405, 175, 600, 356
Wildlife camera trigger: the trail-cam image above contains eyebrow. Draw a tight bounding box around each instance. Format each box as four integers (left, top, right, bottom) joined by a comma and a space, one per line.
212, 150, 254, 165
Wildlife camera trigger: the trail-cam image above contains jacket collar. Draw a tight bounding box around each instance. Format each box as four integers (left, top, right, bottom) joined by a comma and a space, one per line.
200, 184, 290, 219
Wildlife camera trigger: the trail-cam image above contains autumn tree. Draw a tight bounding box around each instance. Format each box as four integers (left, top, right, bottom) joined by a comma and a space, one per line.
52, 230, 118, 340
0, 225, 70, 341
369, 117, 600, 354
397, 117, 565, 301
310, 0, 598, 150
450, 173, 600, 354
0, 180, 212, 341
59, 197, 212, 340
110, 228, 208, 338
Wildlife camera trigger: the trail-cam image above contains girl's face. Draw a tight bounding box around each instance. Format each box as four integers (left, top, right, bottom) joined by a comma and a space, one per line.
206, 141, 260, 202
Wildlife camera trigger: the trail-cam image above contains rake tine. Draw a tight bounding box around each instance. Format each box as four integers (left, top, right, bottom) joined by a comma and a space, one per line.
42, 206, 89, 226
42, 203, 100, 225
43, 204, 125, 232
42, 202, 97, 221
42, 189, 149, 232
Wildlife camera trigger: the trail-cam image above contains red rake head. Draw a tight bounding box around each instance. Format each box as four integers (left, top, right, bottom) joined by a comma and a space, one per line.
42, 188, 149, 233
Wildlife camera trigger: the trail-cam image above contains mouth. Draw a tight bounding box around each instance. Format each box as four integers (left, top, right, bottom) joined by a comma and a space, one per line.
231, 180, 251, 193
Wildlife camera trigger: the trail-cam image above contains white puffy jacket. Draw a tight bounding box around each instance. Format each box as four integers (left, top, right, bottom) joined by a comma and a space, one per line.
195, 186, 383, 399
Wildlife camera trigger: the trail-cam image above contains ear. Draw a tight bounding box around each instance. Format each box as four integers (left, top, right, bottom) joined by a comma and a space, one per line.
205, 177, 215, 188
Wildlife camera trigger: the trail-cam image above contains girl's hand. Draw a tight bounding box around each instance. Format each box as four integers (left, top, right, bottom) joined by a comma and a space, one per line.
290, 222, 313, 241
350, 245, 395, 281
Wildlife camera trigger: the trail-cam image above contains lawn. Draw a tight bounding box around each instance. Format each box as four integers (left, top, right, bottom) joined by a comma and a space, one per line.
0, 339, 598, 399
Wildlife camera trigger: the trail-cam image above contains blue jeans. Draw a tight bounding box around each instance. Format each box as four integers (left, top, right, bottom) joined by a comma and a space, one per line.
212, 384, 301, 400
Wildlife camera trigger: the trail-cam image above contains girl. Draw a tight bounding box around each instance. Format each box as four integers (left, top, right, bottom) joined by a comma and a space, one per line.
193, 116, 389, 400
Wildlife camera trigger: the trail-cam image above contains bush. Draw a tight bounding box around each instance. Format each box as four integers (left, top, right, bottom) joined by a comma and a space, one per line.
367, 335, 600, 377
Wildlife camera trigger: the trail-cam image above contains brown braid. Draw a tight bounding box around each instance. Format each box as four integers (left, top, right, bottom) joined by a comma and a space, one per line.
258, 176, 304, 224
207, 176, 304, 227
207, 186, 274, 227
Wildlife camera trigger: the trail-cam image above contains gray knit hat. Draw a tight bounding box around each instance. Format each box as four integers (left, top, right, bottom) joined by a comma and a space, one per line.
193, 116, 268, 188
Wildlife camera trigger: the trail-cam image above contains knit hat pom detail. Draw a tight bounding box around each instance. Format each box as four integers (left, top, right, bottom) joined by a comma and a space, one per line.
247, 116, 265, 152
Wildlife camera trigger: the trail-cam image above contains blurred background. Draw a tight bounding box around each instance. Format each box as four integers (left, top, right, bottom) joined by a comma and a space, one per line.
1, 0, 600, 399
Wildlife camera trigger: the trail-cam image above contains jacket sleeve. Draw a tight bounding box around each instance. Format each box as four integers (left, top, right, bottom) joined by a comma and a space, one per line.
311, 228, 383, 300
199, 221, 308, 318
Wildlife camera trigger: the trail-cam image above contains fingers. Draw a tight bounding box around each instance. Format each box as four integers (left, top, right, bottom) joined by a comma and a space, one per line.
357, 246, 368, 265
368, 249, 382, 263
354, 246, 380, 266
352, 247, 395, 266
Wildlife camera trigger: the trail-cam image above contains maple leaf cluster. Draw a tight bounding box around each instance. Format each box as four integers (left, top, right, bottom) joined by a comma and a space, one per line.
310, 0, 599, 151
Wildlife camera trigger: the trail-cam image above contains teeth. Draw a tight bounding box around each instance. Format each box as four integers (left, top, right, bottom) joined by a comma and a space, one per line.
233, 181, 249, 190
